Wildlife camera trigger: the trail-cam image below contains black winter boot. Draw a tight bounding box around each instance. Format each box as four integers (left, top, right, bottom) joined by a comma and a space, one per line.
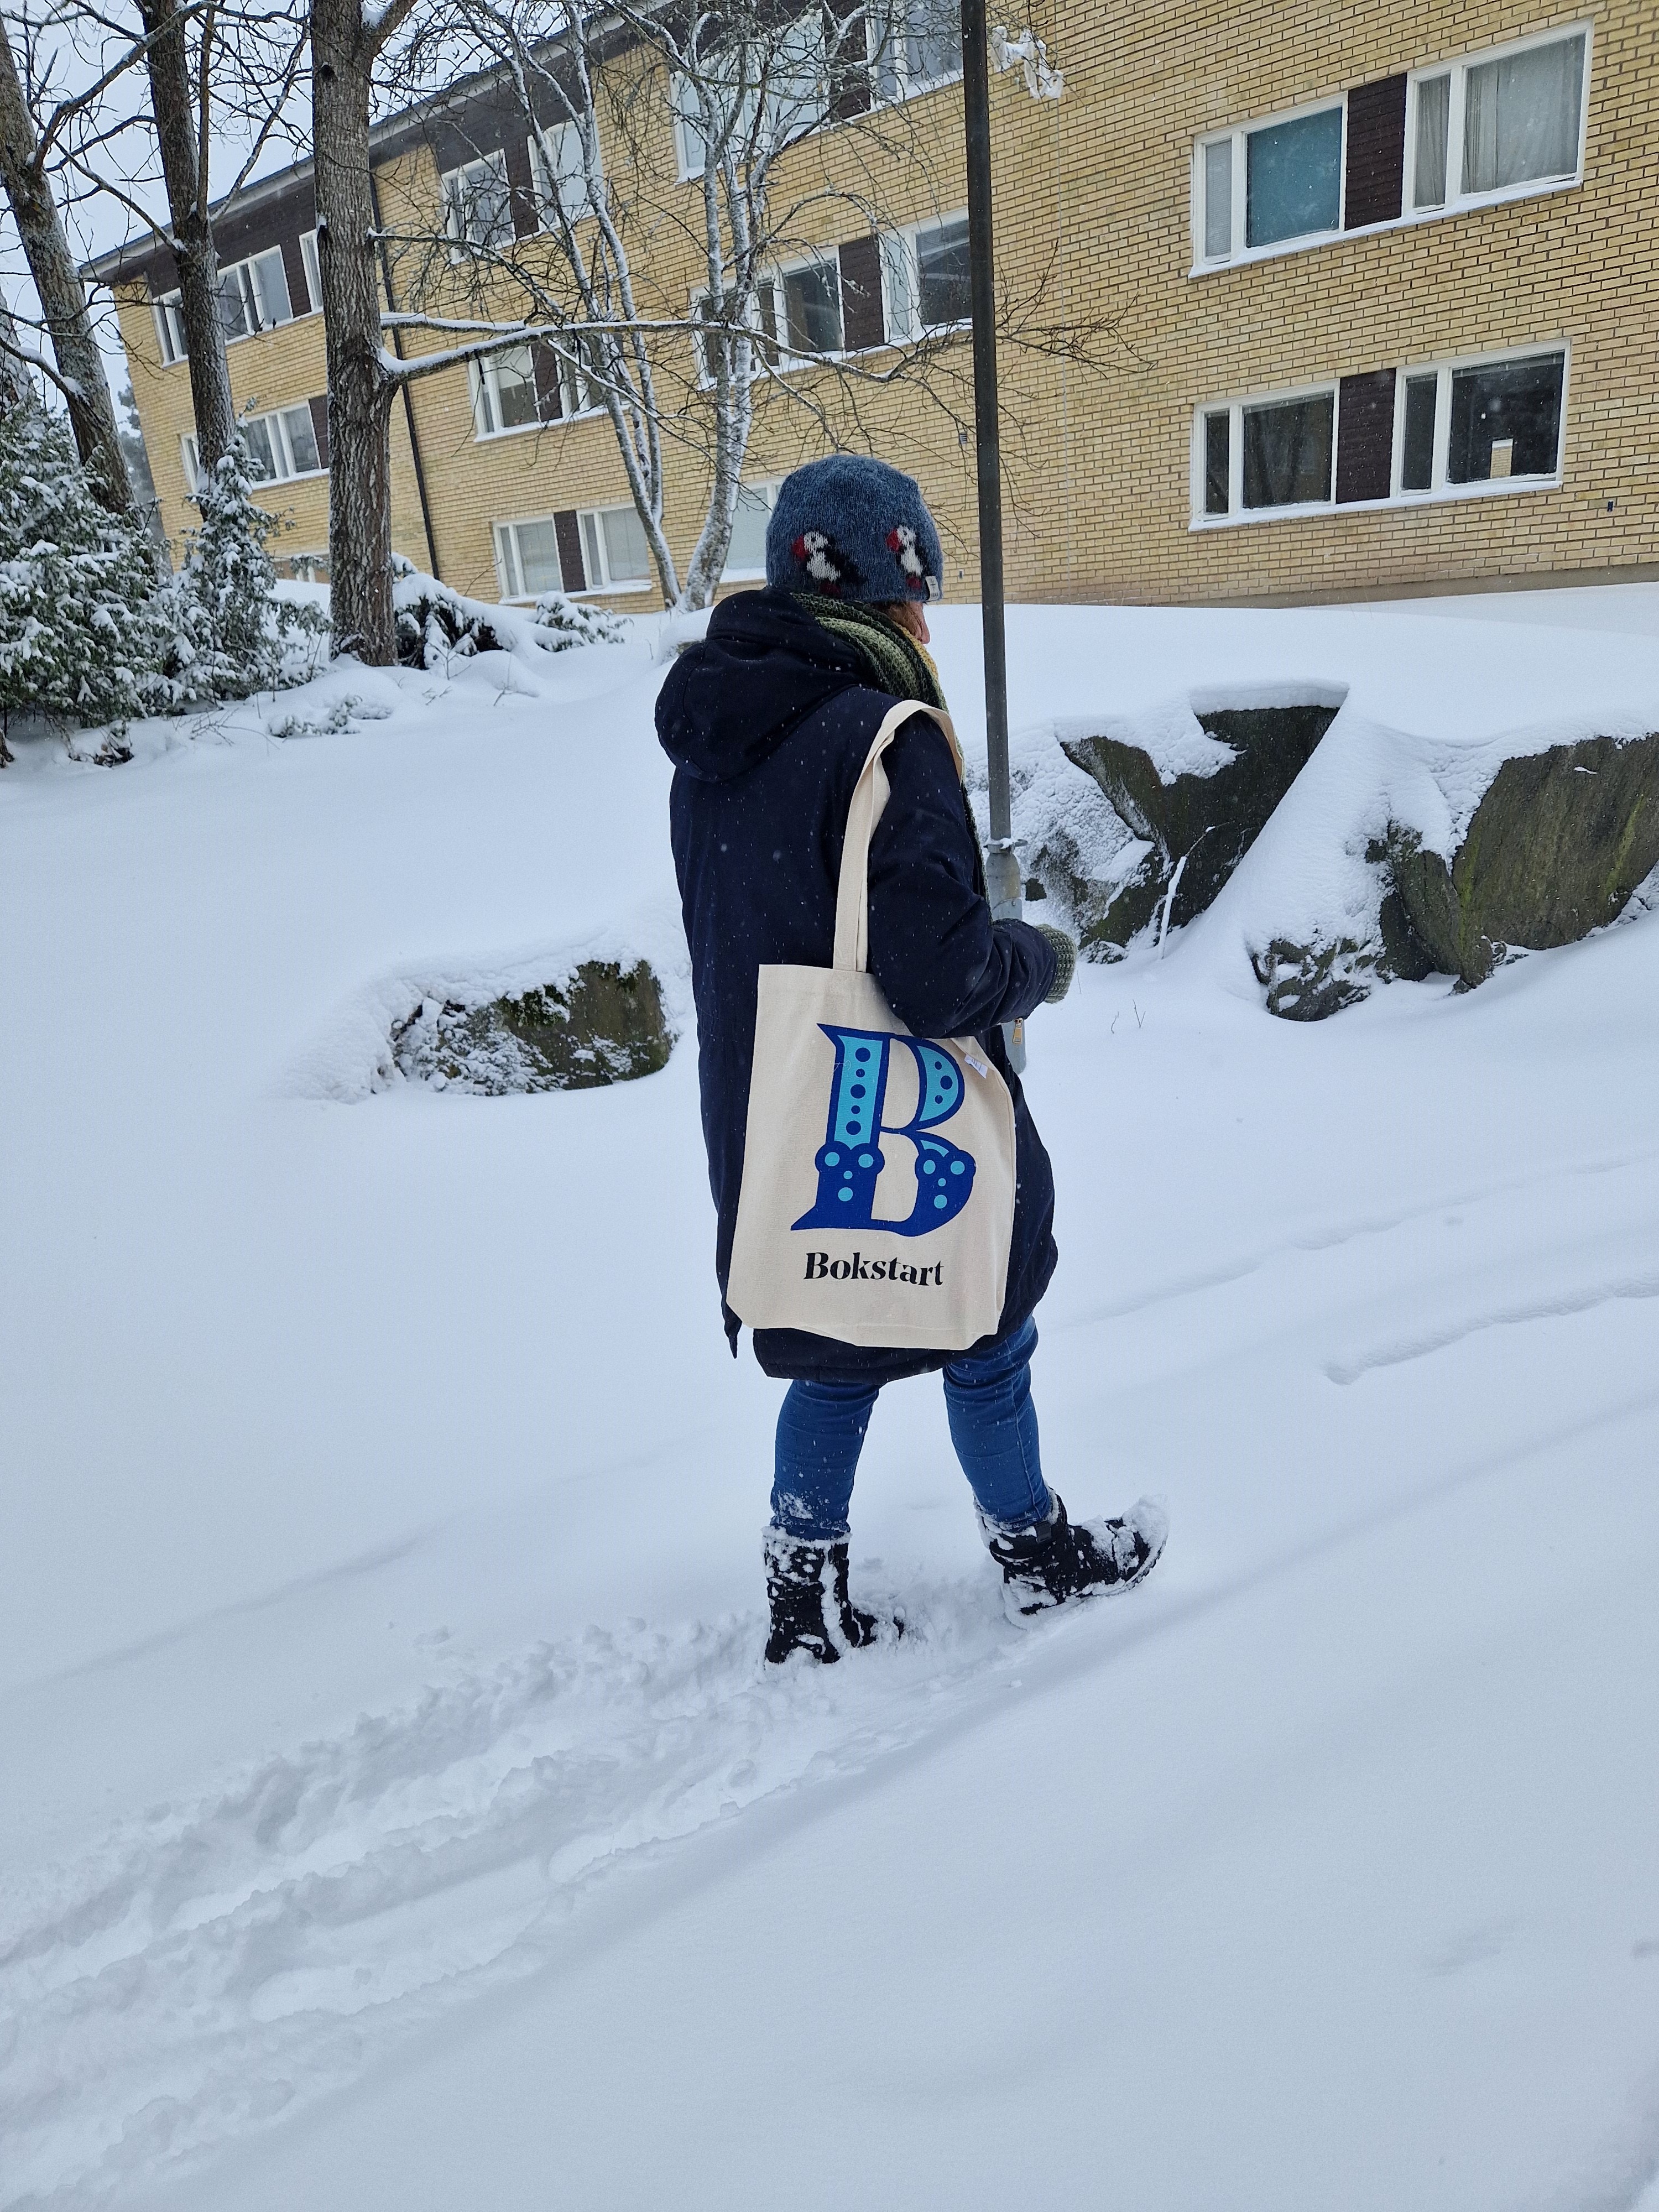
763, 1528, 888, 1664
984, 1494, 1167, 1623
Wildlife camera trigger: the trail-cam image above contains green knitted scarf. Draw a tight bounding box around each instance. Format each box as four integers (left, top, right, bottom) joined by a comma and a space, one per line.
794, 594, 947, 712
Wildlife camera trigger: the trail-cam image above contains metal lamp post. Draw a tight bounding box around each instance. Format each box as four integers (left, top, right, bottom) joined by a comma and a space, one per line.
960, 0, 1025, 1070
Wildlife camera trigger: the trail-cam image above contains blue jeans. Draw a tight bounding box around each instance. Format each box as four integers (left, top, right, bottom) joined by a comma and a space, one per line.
771, 1318, 1052, 1542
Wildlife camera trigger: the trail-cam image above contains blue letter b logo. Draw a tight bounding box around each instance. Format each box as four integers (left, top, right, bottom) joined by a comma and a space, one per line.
791, 1027, 977, 1237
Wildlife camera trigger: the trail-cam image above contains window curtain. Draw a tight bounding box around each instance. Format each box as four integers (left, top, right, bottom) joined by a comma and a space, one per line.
1463, 36, 1584, 194
1204, 140, 1232, 255
1243, 395, 1334, 507
1413, 75, 1449, 206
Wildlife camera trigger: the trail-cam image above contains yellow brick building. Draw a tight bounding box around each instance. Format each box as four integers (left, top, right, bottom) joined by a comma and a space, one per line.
93, 0, 1658, 611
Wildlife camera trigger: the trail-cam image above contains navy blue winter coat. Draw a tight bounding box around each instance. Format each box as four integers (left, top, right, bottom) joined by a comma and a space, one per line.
658, 588, 1059, 1384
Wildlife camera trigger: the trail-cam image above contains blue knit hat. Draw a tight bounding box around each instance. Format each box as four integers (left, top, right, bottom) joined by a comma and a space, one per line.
765, 455, 943, 604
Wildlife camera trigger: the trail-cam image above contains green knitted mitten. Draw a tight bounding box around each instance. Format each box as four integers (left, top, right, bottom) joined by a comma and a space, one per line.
1034, 922, 1077, 1004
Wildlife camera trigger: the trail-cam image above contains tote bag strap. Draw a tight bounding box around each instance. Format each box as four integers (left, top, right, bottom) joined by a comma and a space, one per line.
832, 701, 961, 974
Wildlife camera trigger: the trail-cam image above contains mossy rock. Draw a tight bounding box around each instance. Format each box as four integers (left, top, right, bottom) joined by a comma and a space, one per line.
1062, 703, 1340, 946
1389, 732, 1659, 987
393, 961, 672, 1093
1076, 853, 1168, 960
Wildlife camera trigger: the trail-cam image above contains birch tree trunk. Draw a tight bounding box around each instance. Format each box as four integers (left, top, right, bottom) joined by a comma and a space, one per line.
312, 0, 399, 662
0, 19, 133, 512
138, 0, 237, 472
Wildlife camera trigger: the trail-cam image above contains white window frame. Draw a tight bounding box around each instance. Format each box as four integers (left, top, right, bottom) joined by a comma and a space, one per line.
1387, 341, 1569, 504
152, 289, 187, 365
671, 14, 828, 181
182, 402, 326, 497
528, 122, 603, 225
218, 247, 294, 342
299, 228, 322, 314
470, 347, 547, 439
578, 504, 654, 593
1192, 24, 1593, 275
757, 252, 845, 368
493, 515, 567, 601
1403, 24, 1591, 221
441, 150, 513, 258
559, 331, 609, 418
866, 0, 963, 106
721, 478, 785, 578
1190, 342, 1569, 528
882, 209, 971, 341
1192, 94, 1347, 269
1190, 379, 1338, 527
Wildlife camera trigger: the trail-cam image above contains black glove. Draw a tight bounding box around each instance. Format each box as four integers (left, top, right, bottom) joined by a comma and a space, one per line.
1033, 922, 1077, 1004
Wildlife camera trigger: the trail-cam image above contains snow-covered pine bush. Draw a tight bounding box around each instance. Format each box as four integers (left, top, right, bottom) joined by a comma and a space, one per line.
0, 399, 170, 755
390, 559, 511, 669
530, 591, 625, 649
170, 439, 324, 702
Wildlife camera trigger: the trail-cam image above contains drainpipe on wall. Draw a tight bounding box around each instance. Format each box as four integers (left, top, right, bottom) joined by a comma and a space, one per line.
367, 164, 441, 580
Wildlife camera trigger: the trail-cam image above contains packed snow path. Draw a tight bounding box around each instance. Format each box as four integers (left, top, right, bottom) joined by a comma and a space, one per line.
4, 597, 1659, 2210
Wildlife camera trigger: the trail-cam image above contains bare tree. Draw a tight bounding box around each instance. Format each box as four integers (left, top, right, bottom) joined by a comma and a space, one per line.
134, 0, 236, 469
384, 0, 1110, 609
0, 14, 132, 506
305, 0, 1112, 654
311, 0, 422, 661
39, 0, 311, 485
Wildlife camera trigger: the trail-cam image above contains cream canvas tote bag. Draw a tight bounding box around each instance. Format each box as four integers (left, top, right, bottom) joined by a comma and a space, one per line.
726, 700, 1017, 1351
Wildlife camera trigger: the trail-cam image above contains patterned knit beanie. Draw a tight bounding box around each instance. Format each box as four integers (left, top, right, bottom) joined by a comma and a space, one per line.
765, 455, 943, 605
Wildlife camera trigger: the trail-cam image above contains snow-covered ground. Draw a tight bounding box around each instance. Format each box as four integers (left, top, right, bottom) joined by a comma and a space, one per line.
4, 591, 1659, 2211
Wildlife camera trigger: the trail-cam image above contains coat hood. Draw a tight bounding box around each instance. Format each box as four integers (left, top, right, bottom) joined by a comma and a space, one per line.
655, 588, 869, 784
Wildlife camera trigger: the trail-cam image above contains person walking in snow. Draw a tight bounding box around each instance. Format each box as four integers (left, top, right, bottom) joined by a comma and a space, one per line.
657, 456, 1166, 1663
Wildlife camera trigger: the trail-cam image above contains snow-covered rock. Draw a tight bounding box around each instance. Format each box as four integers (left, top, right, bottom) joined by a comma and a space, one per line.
391, 961, 674, 1095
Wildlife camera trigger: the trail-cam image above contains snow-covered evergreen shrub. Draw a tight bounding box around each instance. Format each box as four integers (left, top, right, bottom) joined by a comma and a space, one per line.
530, 591, 625, 649
169, 440, 325, 703
390, 560, 510, 669
0, 400, 169, 752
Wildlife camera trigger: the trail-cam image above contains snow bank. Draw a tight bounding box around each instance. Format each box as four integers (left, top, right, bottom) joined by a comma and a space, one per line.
7, 585, 1659, 2211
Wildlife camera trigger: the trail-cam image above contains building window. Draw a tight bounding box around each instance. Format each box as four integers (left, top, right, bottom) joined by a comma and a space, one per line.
700, 229, 899, 382
672, 14, 827, 179
494, 516, 568, 598
182, 400, 325, 493
779, 258, 842, 353
722, 480, 782, 576
1197, 100, 1344, 259
742, 257, 844, 364
1194, 27, 1588, 268
1408, 28, 1587, 213
580, 503, 651, 589
1198, 390, 1336, 517
442, 152, 513, 255
529, 122, 603, 223
496, 505, 651, 598
879, 212, 969, 341
1405, 348, 1567, 493
218, 248, 293, 340
300, 228, 322, 312
914, 215, 970, 326
868, 0, 961, 102
473, 345, 549, 435
154, 250, 294, 360
1194, 346, 1566, 523
558, 331, 610, 416
473, 336, 609, 433
152, 289, 187, 364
